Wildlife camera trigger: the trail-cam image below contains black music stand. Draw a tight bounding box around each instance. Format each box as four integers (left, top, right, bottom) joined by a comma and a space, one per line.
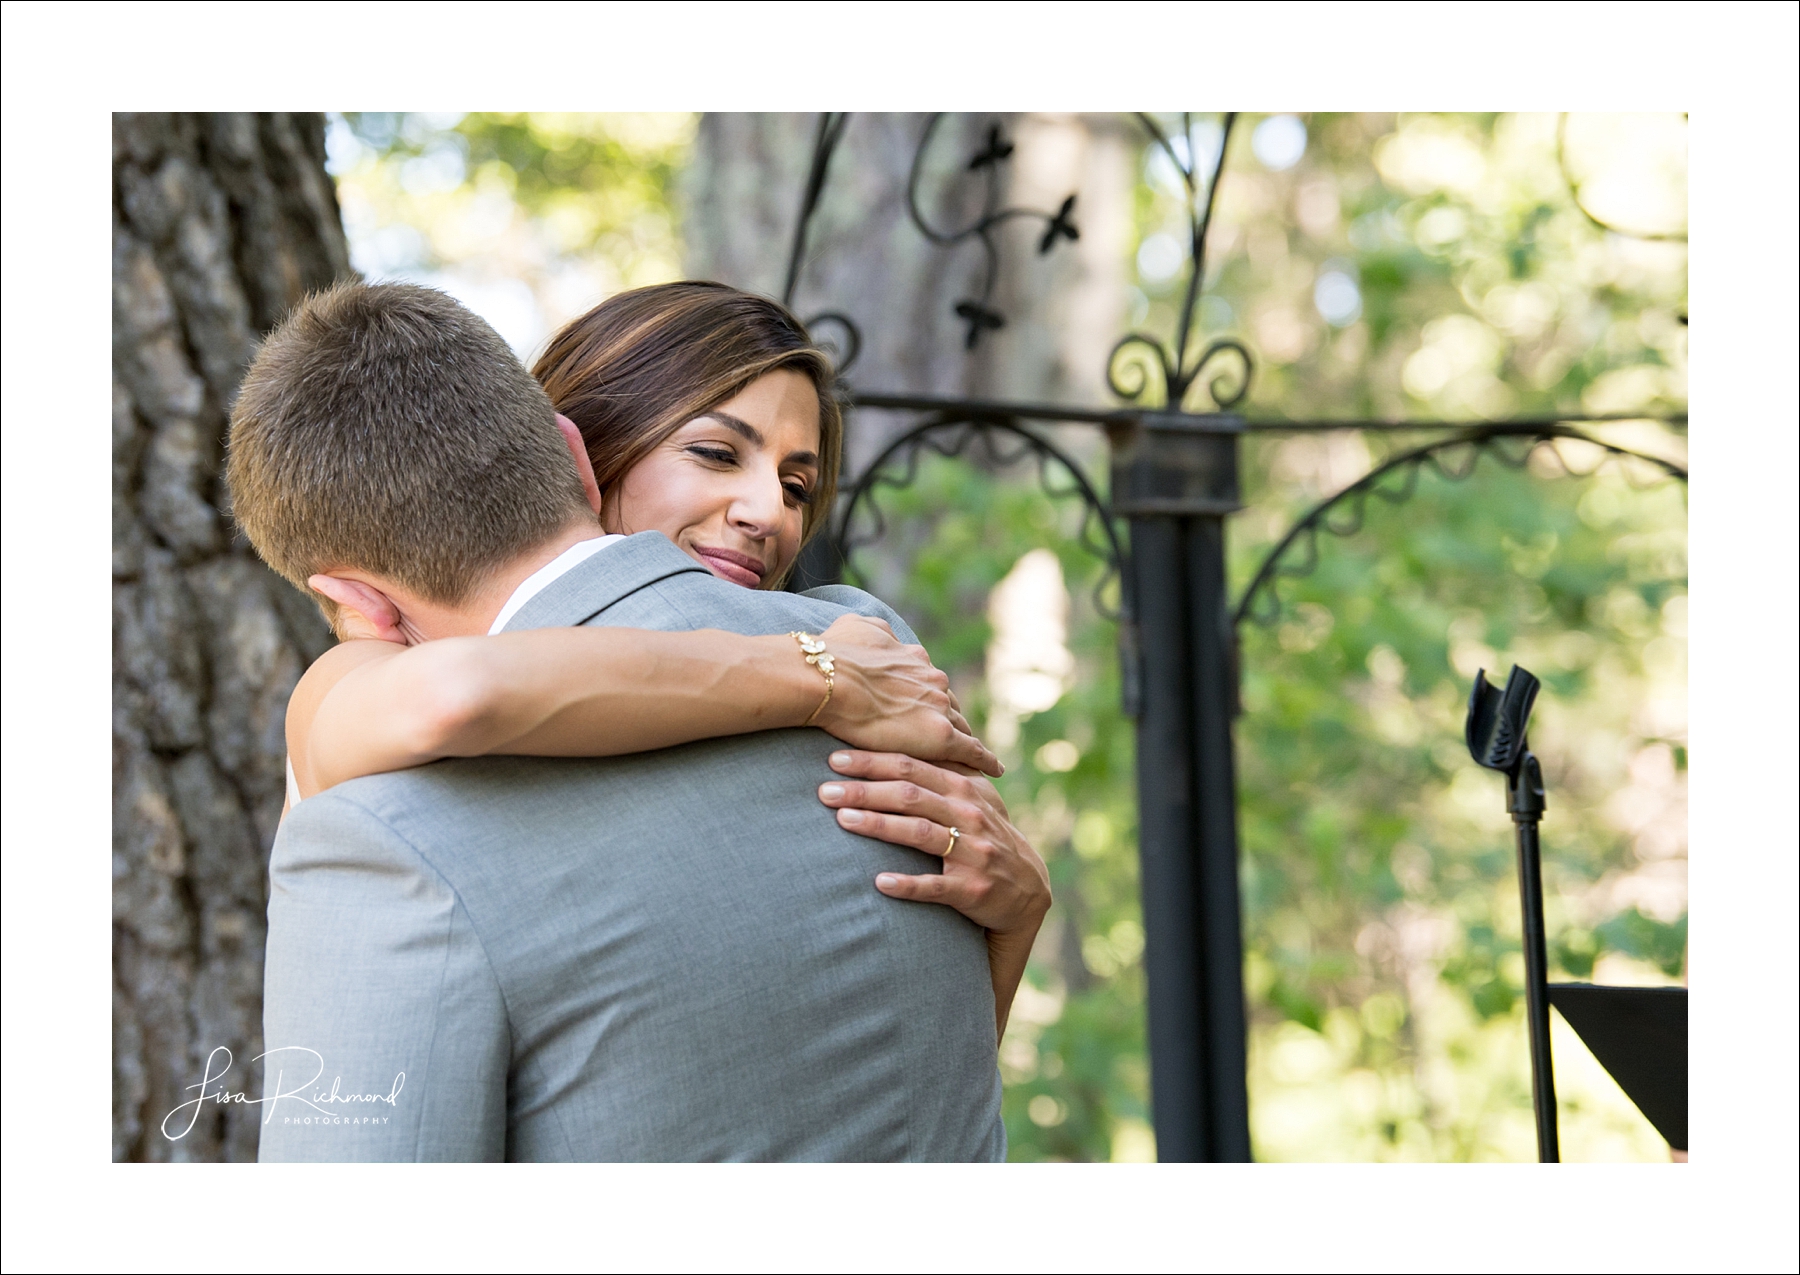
1466, 666, 1688, 1160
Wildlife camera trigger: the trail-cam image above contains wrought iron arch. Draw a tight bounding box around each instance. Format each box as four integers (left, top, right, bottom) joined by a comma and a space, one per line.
1233, 422, 1690, 629
830, 410, 1129, 620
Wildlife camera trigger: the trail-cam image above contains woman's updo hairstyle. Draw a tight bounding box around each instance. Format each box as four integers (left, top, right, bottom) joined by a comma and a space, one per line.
532, 282, 843, 564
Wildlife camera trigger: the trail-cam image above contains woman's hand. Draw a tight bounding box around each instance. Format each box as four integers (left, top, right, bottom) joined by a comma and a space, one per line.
810, 615, 1002, 778
816, 748, 1052, 1038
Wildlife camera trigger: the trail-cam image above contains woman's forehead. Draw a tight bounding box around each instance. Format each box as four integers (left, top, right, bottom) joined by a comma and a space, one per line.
727, 367, 819, 414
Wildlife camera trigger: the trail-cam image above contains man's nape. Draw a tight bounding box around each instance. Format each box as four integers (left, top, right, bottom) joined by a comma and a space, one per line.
304, 412, 608, 643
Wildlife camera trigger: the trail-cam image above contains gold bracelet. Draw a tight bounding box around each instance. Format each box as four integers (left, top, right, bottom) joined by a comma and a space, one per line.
790, 631, 836, 726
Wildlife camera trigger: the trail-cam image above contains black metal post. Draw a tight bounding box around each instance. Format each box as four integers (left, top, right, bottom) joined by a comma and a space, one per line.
1110, 412, 1251, 1162
1509, 752, 1560, 1162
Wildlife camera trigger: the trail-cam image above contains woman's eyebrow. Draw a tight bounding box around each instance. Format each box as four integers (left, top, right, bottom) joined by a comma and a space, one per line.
699, 411, 764, 447
698, 411, 817, 466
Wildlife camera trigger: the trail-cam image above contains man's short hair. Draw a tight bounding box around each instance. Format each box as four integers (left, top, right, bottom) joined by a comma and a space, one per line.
227, 281, 589, 614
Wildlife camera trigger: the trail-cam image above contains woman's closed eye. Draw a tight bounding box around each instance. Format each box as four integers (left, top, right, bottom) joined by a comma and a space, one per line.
685, 443, 739, 467
685, 441, 813, 507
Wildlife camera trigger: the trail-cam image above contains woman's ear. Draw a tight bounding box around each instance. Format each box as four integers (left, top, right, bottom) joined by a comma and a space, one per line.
555, 413, 605, 518
307, 574, 408, 644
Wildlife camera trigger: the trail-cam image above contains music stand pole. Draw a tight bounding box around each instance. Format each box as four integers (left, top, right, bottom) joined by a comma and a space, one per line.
1510, 751, 1559, 1163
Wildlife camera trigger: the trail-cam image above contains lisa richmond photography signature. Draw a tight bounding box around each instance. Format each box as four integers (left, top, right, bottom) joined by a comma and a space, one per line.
161, 1046, 406, 1141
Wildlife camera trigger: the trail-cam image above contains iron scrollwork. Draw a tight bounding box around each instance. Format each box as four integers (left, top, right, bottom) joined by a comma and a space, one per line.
1232, 421, 1690, 629
778, 112, 1085, 369
775, 111, 1134, 697
1107, 113, 1255, 412
906, 114, 1083, 349
831, 406, 1129, 624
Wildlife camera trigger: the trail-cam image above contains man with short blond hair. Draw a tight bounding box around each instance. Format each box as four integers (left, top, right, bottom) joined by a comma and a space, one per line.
227, 281, 591, 628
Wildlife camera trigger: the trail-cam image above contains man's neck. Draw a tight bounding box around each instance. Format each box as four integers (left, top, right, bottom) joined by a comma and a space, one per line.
408, 519, 607, 639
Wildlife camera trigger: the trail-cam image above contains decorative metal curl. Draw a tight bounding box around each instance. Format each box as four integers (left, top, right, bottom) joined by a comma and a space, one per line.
1188, 338, 1253, 411
1232, 424, 1689, 629
804, 310, 862, 378
1107, 334, 1253, 413
1105, 334, 1173, 404
1113, 113, 1259, 411
830, 413, 1128, 625
907, 114, 1082, 349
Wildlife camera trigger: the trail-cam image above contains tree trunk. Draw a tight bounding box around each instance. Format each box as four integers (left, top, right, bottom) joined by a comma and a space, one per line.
112, 113, 349, 1162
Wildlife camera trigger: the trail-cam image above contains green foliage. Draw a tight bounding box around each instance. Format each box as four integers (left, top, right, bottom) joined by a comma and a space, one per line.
1596, 908, 1688, 978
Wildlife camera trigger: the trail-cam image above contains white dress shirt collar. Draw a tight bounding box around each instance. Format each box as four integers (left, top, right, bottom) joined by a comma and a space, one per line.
487, 535, 624, 635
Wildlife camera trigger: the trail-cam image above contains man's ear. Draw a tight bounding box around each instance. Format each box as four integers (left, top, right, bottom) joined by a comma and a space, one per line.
555, 413, 605, 518
307, 574, 408, 644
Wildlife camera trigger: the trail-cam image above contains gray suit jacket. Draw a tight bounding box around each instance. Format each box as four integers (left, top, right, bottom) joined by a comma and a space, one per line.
258, 533, 1005, 1162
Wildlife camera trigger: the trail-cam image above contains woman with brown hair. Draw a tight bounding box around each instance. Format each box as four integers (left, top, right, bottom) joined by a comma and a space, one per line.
282, 281, 1051, 1036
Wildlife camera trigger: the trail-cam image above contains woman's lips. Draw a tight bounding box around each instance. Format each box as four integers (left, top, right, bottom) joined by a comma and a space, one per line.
693, 546, 767, 588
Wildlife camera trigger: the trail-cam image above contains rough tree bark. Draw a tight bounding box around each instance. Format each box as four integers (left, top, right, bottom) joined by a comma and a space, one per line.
113, 113, 348, 1162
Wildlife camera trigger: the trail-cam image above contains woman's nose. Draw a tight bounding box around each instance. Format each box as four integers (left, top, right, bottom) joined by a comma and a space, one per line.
727, 469, 786, 539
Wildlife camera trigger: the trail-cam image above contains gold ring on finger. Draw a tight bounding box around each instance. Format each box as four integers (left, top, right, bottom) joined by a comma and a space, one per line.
943, 826, 961, 860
